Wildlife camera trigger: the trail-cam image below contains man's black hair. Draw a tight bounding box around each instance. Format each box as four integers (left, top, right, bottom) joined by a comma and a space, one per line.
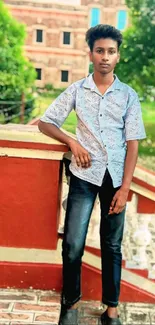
86, 24, 123, 51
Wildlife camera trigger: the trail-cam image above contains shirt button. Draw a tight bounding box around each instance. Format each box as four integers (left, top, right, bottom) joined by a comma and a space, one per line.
100, 114, 102, 117
102, 97, 104, 99
101, 130, 103, 133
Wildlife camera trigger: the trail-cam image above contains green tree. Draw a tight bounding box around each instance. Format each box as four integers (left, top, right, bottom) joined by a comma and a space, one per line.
0, 0, 36, 123
116, 0, 155, 98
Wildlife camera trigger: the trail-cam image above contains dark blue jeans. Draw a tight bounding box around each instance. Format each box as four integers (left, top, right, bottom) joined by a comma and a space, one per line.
61, 169, 125, 308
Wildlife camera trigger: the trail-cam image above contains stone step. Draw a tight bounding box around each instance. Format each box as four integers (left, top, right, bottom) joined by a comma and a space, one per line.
0, 288, 154, 325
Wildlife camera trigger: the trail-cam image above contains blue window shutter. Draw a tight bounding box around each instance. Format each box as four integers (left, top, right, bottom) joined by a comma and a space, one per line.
90, 8, 100, 27
117, 10, 127, 30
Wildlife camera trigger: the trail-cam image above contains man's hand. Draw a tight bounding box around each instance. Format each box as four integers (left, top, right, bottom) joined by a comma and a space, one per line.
109, 187, 129, 215
68, 139, 91, 168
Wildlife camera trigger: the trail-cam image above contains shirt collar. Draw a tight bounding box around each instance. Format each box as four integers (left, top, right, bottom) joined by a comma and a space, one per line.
83, 73, 122, 93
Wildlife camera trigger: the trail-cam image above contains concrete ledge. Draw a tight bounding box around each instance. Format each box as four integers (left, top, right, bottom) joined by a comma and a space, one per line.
0, 124, 62, 145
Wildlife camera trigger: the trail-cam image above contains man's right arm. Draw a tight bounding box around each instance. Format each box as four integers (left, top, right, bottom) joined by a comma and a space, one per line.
38, 84, 91, 168
38, 120, 72, 147
38, 121, 91, 168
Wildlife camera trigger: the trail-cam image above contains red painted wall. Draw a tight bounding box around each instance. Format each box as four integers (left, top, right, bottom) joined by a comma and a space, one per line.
137, 194, 155, 214
1, 262, 154, 304
0, 156, 61, 249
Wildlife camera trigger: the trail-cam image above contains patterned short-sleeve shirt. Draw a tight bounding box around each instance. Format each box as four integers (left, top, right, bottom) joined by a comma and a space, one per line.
40, 74, 146, 187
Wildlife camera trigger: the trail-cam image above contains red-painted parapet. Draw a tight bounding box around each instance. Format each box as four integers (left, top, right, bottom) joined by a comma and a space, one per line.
0, 124, 68, 250
130, 164, 155, 213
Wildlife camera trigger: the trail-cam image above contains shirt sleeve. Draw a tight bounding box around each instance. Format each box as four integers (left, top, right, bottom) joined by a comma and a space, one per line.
40, 83, 76, 128
125, 91, 146, 141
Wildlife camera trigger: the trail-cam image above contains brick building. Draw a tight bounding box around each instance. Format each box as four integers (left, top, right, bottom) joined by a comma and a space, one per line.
5, 0, 128, 88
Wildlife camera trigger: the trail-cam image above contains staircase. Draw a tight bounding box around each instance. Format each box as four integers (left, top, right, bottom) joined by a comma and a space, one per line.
59, 164, 155, 303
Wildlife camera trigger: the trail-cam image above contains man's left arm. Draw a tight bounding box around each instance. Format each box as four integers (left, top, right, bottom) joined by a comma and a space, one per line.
109, 140, 138, 214
109, 91, 146, 215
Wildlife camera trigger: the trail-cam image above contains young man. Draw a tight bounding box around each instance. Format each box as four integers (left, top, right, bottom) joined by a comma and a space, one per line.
38, 25, 146, 325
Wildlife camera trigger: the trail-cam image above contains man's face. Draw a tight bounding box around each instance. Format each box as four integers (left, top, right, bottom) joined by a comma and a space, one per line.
89, 38, 120, 74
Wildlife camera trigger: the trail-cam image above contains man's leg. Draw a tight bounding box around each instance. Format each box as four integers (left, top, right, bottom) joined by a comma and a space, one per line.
59, 173, 98, 324
99, 170, 125, 324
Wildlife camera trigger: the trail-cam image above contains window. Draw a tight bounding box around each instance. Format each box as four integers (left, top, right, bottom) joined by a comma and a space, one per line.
90, 8, 100, 27
36, 68, 42, 80
63, 32, 71, 45
117, 10, 127, 30
36, 29, 43, 43
61, 70, 68, 82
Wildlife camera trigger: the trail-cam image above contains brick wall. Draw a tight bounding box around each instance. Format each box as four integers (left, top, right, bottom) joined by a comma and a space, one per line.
5, 0, 128, 88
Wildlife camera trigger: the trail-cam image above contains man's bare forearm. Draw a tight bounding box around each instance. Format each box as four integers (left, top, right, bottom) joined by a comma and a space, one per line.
38, 121, 91, 167
109, 140, 139, 214
121, 140, 139, 191
38, 121, 73, 147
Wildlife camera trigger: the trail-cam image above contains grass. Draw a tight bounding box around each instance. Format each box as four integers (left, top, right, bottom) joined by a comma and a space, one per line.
31, 96, 52, 118
33, 95, 155, 171
63, 111, 77, 134
139, 101, 155, 158
141, 101, 155, 122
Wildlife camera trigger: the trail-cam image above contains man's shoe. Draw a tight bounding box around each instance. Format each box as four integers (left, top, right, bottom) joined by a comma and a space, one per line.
58, 306, 78, 325
101, 310, 122, 325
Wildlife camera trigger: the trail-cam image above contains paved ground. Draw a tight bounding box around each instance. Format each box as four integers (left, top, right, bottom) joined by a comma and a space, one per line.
0, 288, 154, 325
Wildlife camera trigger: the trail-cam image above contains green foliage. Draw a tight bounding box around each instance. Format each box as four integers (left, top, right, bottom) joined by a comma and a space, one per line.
0, 0, 36, 123
116, 0, 155, 98
38, 87, 66, 98
44, 83, 54, 91
89, 63, 94, 74
53, 88, 66, 97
